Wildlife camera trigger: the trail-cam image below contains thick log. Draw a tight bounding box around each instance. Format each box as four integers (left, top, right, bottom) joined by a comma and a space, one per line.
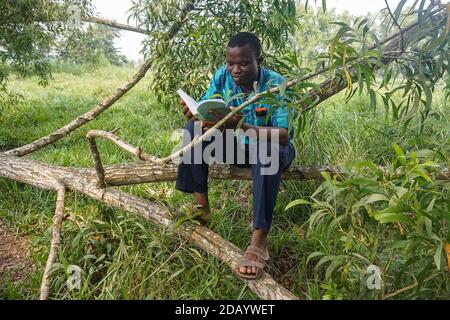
0, 152, 297, 300
102, 161, 449, 185
103, 162, 341, 185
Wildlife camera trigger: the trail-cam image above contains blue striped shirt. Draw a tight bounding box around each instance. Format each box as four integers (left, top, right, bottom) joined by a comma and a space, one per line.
199, 65, 294, 143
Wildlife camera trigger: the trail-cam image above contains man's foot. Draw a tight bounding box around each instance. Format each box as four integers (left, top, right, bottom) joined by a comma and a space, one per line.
182, 203, 211, 226
236, 229, 268, 279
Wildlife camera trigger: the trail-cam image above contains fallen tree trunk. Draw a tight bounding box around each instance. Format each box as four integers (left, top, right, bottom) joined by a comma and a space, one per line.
82, 129, 449, 185
0, 152, 297, 300
101, 161, 450, 186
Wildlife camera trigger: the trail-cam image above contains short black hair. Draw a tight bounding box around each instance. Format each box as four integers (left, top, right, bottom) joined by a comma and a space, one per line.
227, 32, 261, 58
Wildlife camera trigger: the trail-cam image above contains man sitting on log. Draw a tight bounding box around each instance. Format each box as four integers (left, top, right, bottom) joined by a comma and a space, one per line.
176, 32, 295, 279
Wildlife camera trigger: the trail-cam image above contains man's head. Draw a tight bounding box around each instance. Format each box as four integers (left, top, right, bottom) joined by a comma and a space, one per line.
226, 32, 263, 88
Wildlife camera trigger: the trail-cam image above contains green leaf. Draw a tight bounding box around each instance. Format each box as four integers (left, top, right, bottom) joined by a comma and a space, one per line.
168, 268, 186, 281
320, 171, 332, 182
419, 77, 433, 112
394, 0, 407, 20
374, 212, 415, 226
415, 149, 439, 159
285, 199, 312, 211
322, 0, 327, 12
278, 80, 287, 97
309, 210, 329, 230
434, 241, 443, 271
369, 89, 376, 110
326, 257, 345, 280
344, 228, 354, 251
411, 168, 432, 182
426, 197, 436, 212
306, 251, 325, 265
358, 194, 390, 206
316, 255, 336, 270
96, 254, 106, 263
393, 144, 406, 166
425, 217, 433, 237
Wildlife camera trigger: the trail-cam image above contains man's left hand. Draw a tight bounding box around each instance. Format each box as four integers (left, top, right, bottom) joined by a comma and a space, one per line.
202, 107, 242, 131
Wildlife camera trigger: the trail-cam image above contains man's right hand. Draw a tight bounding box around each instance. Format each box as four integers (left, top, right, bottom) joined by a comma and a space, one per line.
180, 99, 196, 120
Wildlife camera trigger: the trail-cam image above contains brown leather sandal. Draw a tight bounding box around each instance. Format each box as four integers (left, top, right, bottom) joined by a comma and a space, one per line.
235, 245, 269, 280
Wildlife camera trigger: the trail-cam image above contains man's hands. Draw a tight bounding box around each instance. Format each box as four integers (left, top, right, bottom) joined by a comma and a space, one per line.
202, 108, 242, 131
180, 99, 196, 120
180, 98, 242, 131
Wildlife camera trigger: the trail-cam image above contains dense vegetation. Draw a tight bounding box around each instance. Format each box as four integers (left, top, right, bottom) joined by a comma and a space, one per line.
0, 0, 448, 299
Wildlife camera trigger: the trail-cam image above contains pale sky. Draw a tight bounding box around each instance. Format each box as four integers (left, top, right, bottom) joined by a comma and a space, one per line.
90, 0, 411, 63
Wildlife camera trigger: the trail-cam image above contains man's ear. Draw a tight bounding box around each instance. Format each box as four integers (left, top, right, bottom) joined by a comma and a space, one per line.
257, 56, 264, 66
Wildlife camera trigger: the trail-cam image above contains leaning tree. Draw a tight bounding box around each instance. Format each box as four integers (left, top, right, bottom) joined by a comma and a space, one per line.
0, 0, 449, 299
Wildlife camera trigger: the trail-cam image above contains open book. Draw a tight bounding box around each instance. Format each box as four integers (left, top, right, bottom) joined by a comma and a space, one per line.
177, 89, 231, 121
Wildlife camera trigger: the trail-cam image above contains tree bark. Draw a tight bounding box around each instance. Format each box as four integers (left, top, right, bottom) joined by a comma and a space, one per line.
100, 161, 449, 186
39, 184, 66, 300
82, 16, 149, 34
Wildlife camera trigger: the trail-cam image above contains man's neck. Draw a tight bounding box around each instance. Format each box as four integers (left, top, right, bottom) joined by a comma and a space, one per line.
240, 68, 260, 93
240, 84, 254, 93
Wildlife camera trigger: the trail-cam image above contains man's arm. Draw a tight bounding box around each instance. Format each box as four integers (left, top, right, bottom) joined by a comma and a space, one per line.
203, 111, 290, 145
240, 123, 290, 146
181, 68, 223, 120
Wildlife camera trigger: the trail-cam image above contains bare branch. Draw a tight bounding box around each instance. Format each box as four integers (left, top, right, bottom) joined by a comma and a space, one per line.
39, 184, 66, 300
101, 162, 449, 186
87, 130, 159, 162
86, 129, 160, 187
87, 134, 107, 188
384, 272, 441, 299
83, 16, 149, 34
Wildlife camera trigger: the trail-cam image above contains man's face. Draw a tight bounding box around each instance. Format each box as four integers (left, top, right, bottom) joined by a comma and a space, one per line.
226, 44, 262, 87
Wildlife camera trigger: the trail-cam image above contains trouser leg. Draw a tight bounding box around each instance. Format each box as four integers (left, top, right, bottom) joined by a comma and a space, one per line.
175, 120, 210, 193
175, 121, 244, 193
251, 142, 295, 233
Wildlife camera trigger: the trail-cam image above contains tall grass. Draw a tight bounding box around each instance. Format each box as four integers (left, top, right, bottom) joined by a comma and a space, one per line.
0, 63, 448, 299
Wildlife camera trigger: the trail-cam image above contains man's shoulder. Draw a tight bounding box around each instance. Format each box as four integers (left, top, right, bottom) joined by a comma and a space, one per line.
208, 64, 233, 89
212, 64, 229, 80
260, 67, 284, 85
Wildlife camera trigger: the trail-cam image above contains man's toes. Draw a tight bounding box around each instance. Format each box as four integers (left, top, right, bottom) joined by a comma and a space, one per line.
252, 266, 257, 274
239, 266, 246, 274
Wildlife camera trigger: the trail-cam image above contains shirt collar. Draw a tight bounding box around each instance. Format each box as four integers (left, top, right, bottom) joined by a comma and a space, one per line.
231, 67, 263, 95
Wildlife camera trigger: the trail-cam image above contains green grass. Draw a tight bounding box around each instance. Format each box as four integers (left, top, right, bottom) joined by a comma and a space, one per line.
0, 64, 448, 300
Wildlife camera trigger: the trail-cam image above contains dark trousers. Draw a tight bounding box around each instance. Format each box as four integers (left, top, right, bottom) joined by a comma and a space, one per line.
175, 120, 295, 233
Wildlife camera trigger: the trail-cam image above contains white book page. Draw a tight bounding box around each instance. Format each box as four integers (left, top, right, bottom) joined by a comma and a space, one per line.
177, 89, 199, 116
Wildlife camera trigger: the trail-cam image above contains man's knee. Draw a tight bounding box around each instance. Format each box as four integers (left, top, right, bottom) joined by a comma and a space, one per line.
183, 120, 195, 139
250, 142, 294, 176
